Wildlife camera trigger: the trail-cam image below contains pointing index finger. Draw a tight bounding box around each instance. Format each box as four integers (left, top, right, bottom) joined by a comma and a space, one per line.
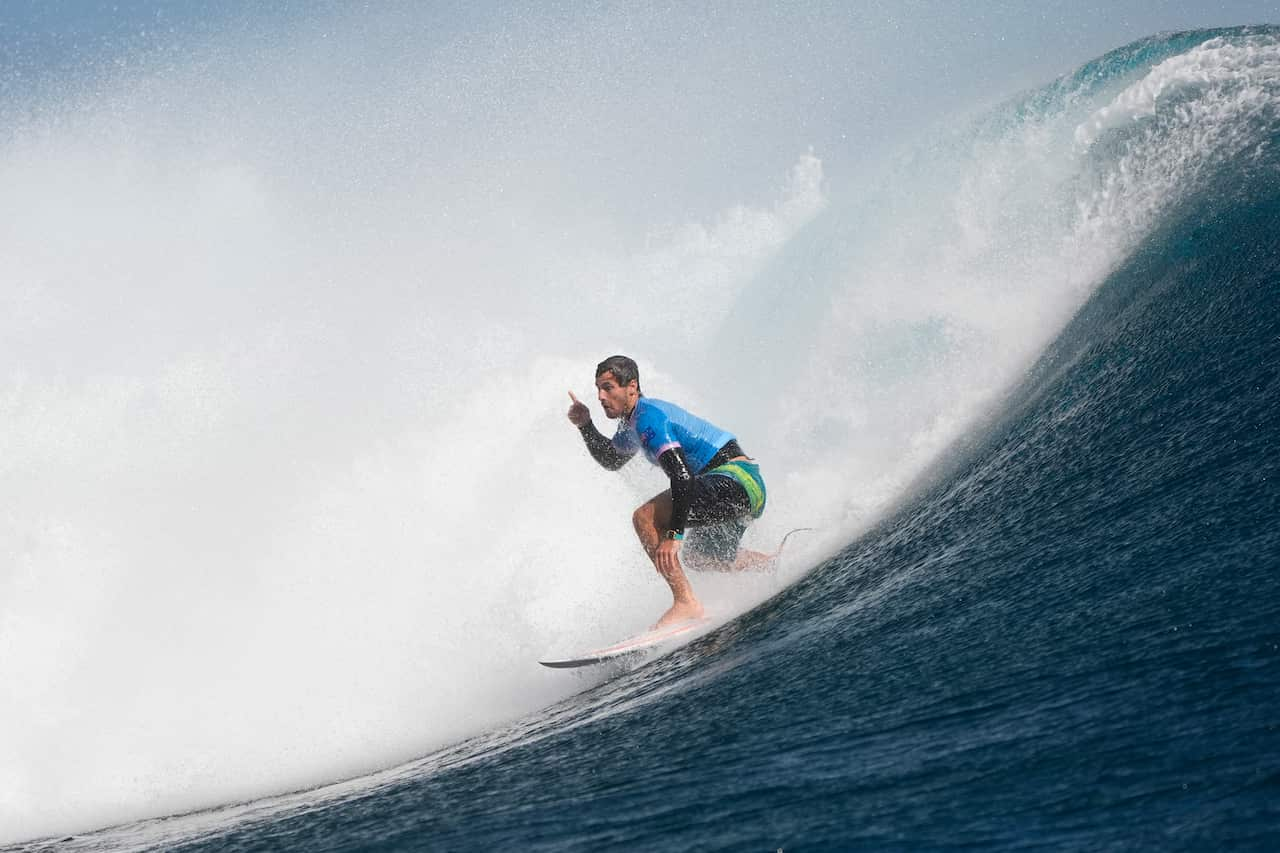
568, 390, 581, 404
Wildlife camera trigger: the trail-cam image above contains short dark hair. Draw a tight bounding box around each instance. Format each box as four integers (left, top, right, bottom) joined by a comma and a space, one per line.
595, 355, 641, 393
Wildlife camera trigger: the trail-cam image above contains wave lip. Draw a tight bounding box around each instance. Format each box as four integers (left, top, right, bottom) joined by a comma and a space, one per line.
1075, 31, 1280, 146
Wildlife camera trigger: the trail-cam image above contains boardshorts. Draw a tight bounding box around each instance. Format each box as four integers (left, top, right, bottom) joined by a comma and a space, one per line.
683, 460, 766, 567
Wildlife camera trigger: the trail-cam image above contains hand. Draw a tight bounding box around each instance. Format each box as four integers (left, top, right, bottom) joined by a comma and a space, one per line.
655, 537, 683, 577
567, 391, 591, 427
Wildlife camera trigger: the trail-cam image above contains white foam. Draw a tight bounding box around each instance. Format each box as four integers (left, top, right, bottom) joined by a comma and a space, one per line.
1074, 35, 1280, 147
0, 37, 831, 841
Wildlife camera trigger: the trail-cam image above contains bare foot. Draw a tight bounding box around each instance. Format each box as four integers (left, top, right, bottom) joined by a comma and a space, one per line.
652, 599, 705, 630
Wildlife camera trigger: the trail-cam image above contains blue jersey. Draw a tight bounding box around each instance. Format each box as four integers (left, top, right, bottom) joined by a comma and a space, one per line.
612, 397, 735, 473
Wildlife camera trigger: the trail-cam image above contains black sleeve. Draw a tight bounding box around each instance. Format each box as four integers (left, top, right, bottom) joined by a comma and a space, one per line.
578, 422, 635, 471
658, 446, 693, 536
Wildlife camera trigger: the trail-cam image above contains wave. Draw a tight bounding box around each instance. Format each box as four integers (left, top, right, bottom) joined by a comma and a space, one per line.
3, 22, 1279, 849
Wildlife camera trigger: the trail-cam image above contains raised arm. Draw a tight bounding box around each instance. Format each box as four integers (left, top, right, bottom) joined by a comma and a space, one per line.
568, 391, 634, 471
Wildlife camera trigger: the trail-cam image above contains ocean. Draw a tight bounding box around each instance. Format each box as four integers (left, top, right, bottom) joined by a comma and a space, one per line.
3, 15, 1278, 853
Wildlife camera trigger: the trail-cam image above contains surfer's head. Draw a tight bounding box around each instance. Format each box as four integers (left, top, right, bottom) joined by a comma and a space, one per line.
595, 355, 641, 419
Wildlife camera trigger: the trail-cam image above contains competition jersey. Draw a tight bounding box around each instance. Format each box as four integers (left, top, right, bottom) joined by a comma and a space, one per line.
611, 397, 735, 474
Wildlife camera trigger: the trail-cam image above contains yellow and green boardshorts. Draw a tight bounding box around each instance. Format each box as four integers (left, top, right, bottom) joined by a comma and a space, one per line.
684, 460, 767, 565
703, 460, 766, 518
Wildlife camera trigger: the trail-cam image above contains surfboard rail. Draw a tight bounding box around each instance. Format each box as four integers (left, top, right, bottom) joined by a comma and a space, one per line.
539, 618, 708, 668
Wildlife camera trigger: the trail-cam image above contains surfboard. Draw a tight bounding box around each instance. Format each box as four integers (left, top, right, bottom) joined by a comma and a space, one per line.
539, 618, 710, 669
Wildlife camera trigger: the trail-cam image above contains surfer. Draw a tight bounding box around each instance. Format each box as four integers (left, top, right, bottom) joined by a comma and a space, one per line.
567, 355, 770, 628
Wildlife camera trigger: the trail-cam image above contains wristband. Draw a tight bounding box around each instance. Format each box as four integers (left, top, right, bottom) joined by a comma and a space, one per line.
665, 530, 684, 541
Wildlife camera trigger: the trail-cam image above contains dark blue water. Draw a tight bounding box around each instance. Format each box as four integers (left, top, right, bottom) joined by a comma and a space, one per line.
205, 178, 1278, 853
20, 28, 1280, 852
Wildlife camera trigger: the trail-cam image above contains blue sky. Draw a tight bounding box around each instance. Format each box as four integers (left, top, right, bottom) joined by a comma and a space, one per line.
1, 1, 267, 73
3, 1, 1276, 77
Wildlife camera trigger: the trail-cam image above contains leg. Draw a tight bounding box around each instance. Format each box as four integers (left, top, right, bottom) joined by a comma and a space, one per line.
724, 527, 815, 572
683, 516, 771, 573
633, 491, 705, 628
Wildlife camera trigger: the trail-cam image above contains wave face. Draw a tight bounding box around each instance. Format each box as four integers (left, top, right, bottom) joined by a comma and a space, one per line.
4, 17, 1280, 852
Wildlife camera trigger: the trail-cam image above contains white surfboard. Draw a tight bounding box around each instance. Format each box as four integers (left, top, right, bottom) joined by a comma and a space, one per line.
539, 618, 710, 669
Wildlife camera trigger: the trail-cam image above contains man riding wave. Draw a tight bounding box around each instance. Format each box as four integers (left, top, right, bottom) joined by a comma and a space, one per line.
568, 355, 770, 628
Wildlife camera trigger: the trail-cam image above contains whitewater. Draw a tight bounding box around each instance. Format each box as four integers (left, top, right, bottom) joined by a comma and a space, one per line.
2, 5, 1278, 850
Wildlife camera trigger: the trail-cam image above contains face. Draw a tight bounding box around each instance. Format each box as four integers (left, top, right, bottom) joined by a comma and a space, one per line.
595, 371, 639, 419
